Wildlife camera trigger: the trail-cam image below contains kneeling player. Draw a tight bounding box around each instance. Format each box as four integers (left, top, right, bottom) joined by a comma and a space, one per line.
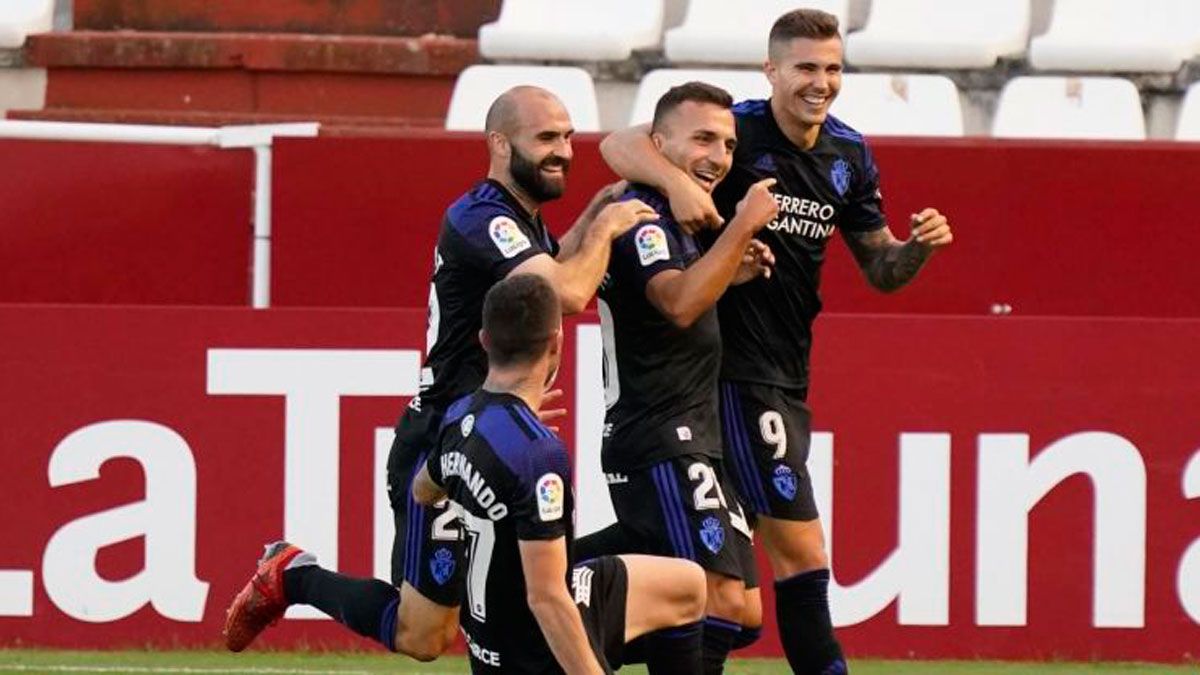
413, 274, 706, 674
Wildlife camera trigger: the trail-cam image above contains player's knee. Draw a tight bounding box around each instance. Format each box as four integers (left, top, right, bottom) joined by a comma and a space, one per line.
395, 633, 445, 662
705, 573, 746, 621
675, 561, 707, 622
394, 623, 451, 662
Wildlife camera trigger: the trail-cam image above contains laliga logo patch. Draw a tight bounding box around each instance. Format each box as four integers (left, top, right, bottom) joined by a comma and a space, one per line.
489, 216, 532, 259
536, 472, 565, 522
635, 224, 670, 267
460, 414, 475, 437
831, 158, 852, 197
699, 516, 725, 554
430, 547, 456, 585
773, 464, 798, 501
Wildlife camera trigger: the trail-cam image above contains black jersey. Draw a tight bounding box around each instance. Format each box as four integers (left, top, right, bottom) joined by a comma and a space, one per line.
419, 180, 560, 411
427, 390, 573, 674
597, 185, 722, 473
711, 101, 885, 391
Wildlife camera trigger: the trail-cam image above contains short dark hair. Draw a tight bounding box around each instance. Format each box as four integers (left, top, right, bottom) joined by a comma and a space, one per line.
482, 274, 561, 367
769, 9, 841, 60
651, 81, 734, 133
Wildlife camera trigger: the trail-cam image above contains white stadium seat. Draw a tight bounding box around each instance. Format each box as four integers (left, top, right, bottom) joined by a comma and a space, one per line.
479, 0, 664, 61
829, 73, 964, 136
0, 0, 53, 48
1029, 0, 1200, 73
628, 69, 771, 125
1176, 82, 1200, 141
992, 77, 1145, 140
445, 65, 600, 132
664, 0, 849, 65
846, 0, 1030, 68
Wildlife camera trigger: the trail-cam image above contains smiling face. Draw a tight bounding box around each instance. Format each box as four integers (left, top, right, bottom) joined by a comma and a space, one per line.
486, 87, 575, 205
652, 100, 737, 194
766, 36, 844, 133
506, 96, 573, 202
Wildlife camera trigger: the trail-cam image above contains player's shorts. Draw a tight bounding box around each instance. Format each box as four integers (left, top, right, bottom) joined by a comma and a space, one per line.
572, 555, 629, 671
386, 402, 465, 607
606, 454, 755, 582
719, 380, 819, 521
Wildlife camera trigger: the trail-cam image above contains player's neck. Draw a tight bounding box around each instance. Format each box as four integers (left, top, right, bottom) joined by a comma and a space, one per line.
770, 98, 820, 150
489, 172, 541, 218
482, 367, 546, 412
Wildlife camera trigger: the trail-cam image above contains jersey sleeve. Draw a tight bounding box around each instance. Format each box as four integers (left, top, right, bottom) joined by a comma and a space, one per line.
512, 438, 572, 542
610, 214, 690, 293
841, 142, 886, 233
449, 201, 553, 280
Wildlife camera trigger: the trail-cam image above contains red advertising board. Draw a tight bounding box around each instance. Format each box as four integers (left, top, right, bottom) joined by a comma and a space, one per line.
1, 304, 1198, 662
0, 140, 254, 305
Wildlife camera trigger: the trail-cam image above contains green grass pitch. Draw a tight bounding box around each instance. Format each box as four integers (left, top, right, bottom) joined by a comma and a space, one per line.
0, 650, 1195, 674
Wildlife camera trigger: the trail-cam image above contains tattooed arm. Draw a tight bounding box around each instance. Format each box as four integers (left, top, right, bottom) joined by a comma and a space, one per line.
840, 208, 953, 293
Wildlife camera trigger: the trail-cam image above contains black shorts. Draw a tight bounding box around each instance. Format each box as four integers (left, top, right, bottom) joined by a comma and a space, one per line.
572, 555, 628, 671
606, 454, 755, 583
386, 402, 465, 607
719, 381, 819, 521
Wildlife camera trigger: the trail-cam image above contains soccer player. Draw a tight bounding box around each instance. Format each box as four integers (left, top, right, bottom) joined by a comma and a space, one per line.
599, 10, 954, 674
581, 82, 778, 674
222, 86, 657, 657
412, 273, 707, 674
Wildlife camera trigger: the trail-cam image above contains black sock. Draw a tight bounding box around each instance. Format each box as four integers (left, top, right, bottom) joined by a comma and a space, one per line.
574, 523, 633, 561
775, 569, 847, 674
732, 624, 762, 651
283, 565, 400, 651
701, 616, 740, 674
638, 621, 703, 675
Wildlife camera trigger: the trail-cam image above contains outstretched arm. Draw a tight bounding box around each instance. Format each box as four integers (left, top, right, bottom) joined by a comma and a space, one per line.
841, 208, 953, 293
556, 181, 627, 258
520, 538, 606, 674
600, 124, 723, 232
512, 199, 659, 314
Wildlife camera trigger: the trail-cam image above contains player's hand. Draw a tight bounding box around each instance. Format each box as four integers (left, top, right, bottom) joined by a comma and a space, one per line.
733, 178, 779, 232
733, 239, 775, 284
909, 208, 953, 251
575, 181, 629, 231
595, 199, 660, 240
537, 388, 567, 433
668, 175, 724, 235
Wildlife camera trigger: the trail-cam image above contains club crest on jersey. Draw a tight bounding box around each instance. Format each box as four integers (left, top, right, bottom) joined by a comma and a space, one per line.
831, 158, 852, 197
753, 153, 777, 173
773, 464, 799, 501
536, 472, 565, 521
635, 224, 670, 267
460, 414, 475, 437
430, 547, 456, 585
489, 215, 532, 259
699, 516, 725, 553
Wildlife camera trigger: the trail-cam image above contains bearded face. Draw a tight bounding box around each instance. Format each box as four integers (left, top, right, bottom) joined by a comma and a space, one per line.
509, 142, 570, 203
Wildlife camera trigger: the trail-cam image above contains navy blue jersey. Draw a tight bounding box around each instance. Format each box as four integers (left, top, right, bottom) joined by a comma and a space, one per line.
597, 185, 722, 472
419, 180, 560, 411
427, 390, 573, 674
711, 101, 885, 391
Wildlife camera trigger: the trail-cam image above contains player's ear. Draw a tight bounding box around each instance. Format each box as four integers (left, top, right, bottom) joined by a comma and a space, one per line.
487, 131, 511, 160
479, 329, 492, 354
650, 130, 666, 151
